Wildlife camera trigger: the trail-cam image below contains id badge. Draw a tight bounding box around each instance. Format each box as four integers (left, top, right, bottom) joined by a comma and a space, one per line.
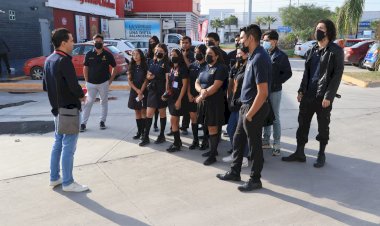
172, 81, 179, 89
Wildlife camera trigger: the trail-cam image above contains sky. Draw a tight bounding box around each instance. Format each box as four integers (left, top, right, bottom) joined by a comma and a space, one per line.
200, 0, 380, 14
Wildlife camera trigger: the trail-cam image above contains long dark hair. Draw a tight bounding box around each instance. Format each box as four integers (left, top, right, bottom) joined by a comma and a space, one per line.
170, 48, 186, 69
147, 36, 159, 59
207, 46, 225, 64
128, 49, 148, 80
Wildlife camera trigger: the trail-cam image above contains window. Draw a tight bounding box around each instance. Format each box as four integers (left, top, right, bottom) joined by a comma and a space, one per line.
9, 10, 15, 21
168, 35, 180, 44
104, 41, 117, 47
124, 41, 135, 49
72, 45, 82, 56
106, 46, 121, 54
83, 45, 94, 55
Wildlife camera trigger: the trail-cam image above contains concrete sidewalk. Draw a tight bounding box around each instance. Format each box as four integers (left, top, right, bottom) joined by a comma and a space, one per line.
0, 71, 380, 225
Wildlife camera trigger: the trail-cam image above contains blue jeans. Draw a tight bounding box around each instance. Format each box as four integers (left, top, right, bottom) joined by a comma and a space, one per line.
50, 118, 79, 186
227, 111, 249, 157
263, 91, 282, 147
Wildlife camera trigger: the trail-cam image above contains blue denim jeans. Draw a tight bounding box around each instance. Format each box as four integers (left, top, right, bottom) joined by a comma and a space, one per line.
263, 91, 282, 147
50, 118, 79, 186
227, 111, 249, 157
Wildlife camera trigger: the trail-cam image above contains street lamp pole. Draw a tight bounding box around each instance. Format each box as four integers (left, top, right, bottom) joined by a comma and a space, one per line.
248, 0, 252, 24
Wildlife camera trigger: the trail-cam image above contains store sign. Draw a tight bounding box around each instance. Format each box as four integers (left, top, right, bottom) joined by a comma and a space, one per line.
124, 19, 161, 40
79, 0, 115, 9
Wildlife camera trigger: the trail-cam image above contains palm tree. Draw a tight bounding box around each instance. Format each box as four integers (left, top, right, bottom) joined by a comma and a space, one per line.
336, 0, 365, 38
210, 18, 224, 34
255, 16, 266, 28
224, 15, 238, 42
263, 16, 278, 30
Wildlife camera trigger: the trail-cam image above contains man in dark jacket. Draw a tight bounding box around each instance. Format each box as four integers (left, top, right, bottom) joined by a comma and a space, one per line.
43, 28, 88, 192
282, 19, 344, 168
0, 36, 11, 77
261, 30, 292, 156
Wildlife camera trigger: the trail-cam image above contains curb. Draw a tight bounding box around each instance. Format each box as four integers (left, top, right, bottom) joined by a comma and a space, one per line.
0, 83, 130, 93
342, 74, 380, 88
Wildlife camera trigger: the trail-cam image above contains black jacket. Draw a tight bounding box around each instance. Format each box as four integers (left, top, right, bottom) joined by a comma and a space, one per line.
299, 42, 344, 102
43, 50, 84, 116
269, 47, 292, 92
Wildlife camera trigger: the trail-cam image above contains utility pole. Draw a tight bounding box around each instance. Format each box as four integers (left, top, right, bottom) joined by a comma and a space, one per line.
289, 0, 292, 7
248, 0, 252, 25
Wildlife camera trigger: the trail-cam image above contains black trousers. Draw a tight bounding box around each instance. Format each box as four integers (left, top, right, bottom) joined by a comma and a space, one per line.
231, 102, 269, 182
296, 97, 332, 145
0, 53, 11, 74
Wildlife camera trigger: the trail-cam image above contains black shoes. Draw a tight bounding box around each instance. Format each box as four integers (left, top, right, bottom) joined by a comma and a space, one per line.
313, 154, 325, 168
216, 171, 241, 181
166, 130, 174, 136
166, 143, 182, 152
100, 121, 106, 130
154, 134, 166, 144
133, 132, 141, 140
181, 128, 188, 135
189, 140, 199, 150
139, 138, 150, 146
281, 153, 306, 162
203, 156, 216, 166
238, 179, 262, 192
199, 141, 209, 150
153, 126, 159, 132
80, 124, 86, 132
201, 151, 218, 157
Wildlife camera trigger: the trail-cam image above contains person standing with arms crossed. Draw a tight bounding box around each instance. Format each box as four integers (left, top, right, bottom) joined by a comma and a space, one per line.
216, 24, 271, 192
80, 34, 117, 132
43, 28, 88, 192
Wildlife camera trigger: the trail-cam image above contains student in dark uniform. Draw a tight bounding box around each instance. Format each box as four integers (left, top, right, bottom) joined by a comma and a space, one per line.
146, 36, 160, 132
227, 35, 241, 68
166, 49, 189, 152
205, 32, 230, 68
195, 46, 228, 165
139, 44, 170, 146
127, 49, 148, 140
187, 44, 207, 150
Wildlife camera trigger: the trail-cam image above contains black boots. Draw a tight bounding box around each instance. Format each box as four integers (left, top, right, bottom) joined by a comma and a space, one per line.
167, 131, 182, 152
189, 123, 199, 150
314, 143, 326, 168
203, 134, 218, 166
282, 143, 306, 162
139, 118, 152, 146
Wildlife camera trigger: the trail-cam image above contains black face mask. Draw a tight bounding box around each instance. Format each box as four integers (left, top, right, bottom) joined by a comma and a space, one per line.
239, 42, 249, 53
95, 42, 103, 49
206, 55, 214, 64
236, 57, 245, 64
195, 53, 203, 61
315, 29, 326, 41
156, 52, 164, 59
235, 42, 240, 49
206, 40, 215, 47
171, 56, 179, 64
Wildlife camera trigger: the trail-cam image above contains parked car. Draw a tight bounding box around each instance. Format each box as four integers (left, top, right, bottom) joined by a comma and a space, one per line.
23, 43, 128, 80
334, 39, 367, 48
294, 40, 317, 58
129, 40, 149, 54
363, 41, 380, 71
100, 39, 135, 63
344, 40, 375, 68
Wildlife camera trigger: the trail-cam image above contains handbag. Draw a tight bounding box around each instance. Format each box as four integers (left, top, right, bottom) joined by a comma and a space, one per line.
57, 107, 80, 134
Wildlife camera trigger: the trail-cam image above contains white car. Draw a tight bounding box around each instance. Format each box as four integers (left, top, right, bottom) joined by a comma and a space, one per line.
103, 39, 135, 63
129, 40, 149, 55
294, 40, 317, 58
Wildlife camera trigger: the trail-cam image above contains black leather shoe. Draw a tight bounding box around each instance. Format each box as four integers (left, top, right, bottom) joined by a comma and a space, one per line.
139, 138, 150, 146
281, 153, 306, 162
199, 141, 209, 150
203, 157, 216, 166
166, 144, 181, 152
216, 171, 241, 181
238, 179, 262, 192
166, 131, 174, 136
201, 151, 218, 157
133, 132, 141, 140
189, 140, 199, 150
154, 135, 166, 144
313, 154, 325, 168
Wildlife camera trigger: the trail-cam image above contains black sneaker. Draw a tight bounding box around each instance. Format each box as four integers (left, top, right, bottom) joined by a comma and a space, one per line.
80, 124, 86, 132
154, 134, 166, 144
203, 156, 217, 166
100, 121, 106, 130
216, 171, 241, 181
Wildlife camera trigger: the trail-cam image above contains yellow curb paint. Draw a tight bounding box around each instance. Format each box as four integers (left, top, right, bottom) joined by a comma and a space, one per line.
342, 74, 369, 88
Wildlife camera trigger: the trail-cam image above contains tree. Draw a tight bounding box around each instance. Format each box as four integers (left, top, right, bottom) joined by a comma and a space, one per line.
224, 15, 238, 42
336, 0, 365, 38
371, 20, 380, 40
210, 18, 224, 34
280, 4, 333, 41
263, 16, 277, 30
255, 16, 266, 28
